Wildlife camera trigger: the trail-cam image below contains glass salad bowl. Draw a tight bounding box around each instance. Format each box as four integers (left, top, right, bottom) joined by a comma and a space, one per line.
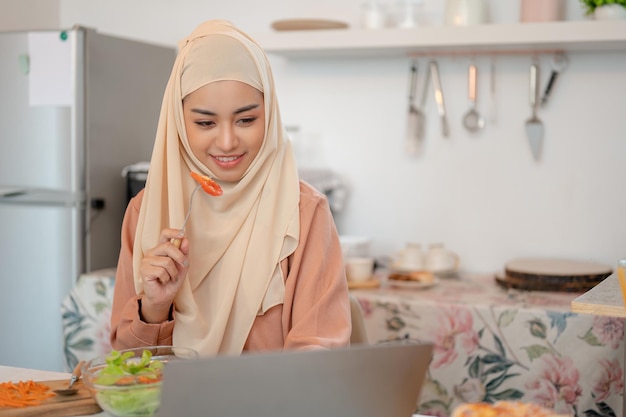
81, 345, 197, 417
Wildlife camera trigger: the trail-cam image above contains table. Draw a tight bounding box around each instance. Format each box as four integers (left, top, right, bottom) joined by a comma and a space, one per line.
352, 273, 624, 417
0, 366, 428, 417
571, 273, 626, 417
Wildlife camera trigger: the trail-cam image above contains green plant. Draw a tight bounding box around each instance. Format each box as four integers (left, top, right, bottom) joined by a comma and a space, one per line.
580, 0, 626, 15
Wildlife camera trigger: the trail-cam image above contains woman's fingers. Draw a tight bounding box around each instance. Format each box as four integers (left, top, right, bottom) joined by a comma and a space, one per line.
141, 229, 190, 287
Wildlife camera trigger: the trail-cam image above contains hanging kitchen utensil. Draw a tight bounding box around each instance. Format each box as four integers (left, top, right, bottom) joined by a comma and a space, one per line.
405, 60, 420, 155
541, 52, 568, 107
462, 63, 485, 133
430, 60, 449, 138
415, 62, 430, 141
524, 61, 543, 161
489, 56, 497, 124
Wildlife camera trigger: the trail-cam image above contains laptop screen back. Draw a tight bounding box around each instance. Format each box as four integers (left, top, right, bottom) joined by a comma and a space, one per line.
156, 342, 433, 417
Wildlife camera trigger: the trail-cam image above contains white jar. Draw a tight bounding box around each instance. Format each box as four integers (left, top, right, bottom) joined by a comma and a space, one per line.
362, 1, 387, 29
444, 0, 489, 26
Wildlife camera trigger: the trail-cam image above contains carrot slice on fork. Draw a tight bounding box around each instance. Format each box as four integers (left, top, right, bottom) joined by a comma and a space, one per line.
190, 171, 222, 196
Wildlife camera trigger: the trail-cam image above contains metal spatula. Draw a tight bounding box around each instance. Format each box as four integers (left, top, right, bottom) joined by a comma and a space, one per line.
430, 61, 449, 138
524, 63, 543, 161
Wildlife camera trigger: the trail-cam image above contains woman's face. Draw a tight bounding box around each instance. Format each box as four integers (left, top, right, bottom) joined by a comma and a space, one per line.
183, 80, 265, 183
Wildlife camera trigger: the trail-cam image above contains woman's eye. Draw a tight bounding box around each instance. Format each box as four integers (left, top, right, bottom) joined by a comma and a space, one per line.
196, 120, 215, 128
238, 116, 257, 126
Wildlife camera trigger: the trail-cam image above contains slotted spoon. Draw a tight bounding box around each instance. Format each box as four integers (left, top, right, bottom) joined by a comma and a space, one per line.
462, 63, 485, 133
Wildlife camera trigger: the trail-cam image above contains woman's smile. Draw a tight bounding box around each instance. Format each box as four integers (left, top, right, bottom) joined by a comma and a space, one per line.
212, 153, 245, 168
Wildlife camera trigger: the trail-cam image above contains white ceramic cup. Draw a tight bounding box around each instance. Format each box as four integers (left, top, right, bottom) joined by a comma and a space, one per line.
425, 244, 459, 272
345, 257, 375, 282
395, 243, 425, 270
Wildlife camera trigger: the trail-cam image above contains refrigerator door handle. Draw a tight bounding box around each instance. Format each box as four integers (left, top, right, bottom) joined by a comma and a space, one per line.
0, 188, 27, 197
0, 188, 84, 207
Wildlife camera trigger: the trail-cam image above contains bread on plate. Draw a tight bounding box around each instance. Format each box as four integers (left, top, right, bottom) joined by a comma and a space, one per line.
451, 401, 572, 417
388, 270, 435, 283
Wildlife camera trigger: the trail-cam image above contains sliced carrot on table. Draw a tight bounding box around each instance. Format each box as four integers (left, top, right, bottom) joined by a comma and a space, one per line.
0, 380, 55, 408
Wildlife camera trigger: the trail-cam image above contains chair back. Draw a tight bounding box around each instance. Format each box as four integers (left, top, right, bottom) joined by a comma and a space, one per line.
349, 294, 368, 345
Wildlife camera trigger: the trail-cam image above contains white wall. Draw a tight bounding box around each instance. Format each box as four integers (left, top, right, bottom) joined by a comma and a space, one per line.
7, 0, 624, 273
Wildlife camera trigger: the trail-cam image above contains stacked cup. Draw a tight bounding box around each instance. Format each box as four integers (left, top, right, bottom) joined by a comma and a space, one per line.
340, 235, 375, 283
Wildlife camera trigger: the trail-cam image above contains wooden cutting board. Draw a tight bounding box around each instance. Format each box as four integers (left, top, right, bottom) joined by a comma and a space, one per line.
496, 258, 612, 292
271, 19, 349, 31
495, 272, 596, 292
0, 379, 101, 417
505, 257, 612, 281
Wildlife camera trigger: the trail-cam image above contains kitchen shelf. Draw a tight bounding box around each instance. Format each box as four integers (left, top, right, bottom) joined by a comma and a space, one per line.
255, 20, 626, 58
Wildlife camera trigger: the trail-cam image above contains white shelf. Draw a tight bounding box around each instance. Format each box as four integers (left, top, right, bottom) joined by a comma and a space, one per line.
255, 20, 626, 58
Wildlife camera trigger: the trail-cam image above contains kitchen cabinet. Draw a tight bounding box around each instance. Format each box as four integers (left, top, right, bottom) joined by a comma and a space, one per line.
255, 20, 626, 58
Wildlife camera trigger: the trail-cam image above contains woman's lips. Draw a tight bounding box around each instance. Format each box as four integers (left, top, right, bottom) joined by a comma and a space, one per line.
213, 154, 244, 168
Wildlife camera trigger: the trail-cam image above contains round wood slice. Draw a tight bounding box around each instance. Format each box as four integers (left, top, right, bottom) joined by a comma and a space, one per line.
271, 19, 349, 31
504, 258, 612, 284
495, 272, 601, 292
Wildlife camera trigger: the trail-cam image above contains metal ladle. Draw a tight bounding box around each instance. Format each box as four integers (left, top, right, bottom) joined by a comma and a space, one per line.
462, 63, 485, 133
54, 361, 84, 396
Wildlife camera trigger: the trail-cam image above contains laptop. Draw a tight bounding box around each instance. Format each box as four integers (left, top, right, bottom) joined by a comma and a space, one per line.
156, 341, 433, 417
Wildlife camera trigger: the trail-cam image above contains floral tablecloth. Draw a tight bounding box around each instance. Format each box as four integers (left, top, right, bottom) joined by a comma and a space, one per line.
352, 274, 624, 417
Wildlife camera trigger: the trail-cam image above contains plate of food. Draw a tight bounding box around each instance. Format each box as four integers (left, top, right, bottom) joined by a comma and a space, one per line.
387, 269, 439, 290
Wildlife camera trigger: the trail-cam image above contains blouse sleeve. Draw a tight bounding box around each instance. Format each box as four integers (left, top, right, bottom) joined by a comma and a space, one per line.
109, 190, 175, 349
281, 182, 352, 350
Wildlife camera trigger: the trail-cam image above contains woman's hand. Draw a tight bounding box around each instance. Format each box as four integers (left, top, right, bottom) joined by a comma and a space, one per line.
138, 228, 190, 323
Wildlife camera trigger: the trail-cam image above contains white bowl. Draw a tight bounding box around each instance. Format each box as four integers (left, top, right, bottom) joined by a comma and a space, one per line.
339, 236, 371, 259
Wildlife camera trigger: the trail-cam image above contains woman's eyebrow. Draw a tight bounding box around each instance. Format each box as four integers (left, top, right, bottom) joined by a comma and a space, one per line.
190, 103, 260, 116
233, 103, 260, 114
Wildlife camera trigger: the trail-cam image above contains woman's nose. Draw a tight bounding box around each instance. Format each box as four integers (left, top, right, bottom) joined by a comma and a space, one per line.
216, 125, 238, 151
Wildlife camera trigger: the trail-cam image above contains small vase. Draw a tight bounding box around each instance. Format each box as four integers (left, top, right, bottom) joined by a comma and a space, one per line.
520, 0, 565, 22
594, 4, 626, 20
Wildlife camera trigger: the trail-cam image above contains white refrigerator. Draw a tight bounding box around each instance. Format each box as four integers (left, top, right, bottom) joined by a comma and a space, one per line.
0, 26, 174, 371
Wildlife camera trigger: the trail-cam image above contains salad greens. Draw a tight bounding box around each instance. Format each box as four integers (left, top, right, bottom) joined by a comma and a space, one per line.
92, 349, 165, 417
96, 349, 164, 386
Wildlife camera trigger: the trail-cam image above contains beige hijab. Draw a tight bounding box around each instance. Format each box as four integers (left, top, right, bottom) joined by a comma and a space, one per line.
133, 20, 300, 356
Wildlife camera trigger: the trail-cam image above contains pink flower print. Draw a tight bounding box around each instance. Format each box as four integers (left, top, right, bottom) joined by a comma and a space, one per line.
592, 358, 624, 402
525, 354, 582, 414
592, 316, 624, 349
95, 308, 112, 355
454, 378, 486, 403
357, 298, 373, 317
431, 305, 479, 369
525, 378, 560, 410
417, 406, 448, 417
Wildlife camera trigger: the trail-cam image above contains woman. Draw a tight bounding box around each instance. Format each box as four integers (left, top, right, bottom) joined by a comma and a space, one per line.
109, 20, 351, 355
